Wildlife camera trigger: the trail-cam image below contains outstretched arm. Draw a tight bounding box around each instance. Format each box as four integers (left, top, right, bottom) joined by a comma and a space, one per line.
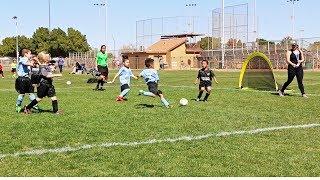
110, 72, 120, 83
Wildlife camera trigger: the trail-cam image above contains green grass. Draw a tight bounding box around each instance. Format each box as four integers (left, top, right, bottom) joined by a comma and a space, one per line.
0, 70, 320, 176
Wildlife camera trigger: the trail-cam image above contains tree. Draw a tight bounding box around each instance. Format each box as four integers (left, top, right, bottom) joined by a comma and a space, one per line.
32, 27, 51, 54
257, 38, 275, 46
0, 27, 91, 58
67, 28, 90, 53
226, 38, 244, 48
0, 36, 32, 57
197, 37, 220, 50
309, 41, 320, 51
49, 28, 69, 57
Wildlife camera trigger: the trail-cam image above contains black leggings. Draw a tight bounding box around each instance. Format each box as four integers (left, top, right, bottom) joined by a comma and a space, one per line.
281, 65, 305, 95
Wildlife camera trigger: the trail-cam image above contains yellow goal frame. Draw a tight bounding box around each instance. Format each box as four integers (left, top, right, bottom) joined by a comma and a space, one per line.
239, 52, 278, 91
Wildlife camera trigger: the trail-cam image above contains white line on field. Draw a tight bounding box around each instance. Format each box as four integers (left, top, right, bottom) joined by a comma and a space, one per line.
0, 123, 319, 159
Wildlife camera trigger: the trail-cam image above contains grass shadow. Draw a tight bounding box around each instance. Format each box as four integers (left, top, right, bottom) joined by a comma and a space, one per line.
135, 104, 162, 109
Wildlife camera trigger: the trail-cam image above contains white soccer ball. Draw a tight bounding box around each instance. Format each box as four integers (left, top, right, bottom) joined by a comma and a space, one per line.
179, 98, 189, 106
66, 81, 72, 85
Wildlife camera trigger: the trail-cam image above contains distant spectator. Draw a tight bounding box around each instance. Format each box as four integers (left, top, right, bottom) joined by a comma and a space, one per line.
11, 60, 17, 78
160, 59, 164, 70
57, 56, 65, 73
0, 63, 4, 78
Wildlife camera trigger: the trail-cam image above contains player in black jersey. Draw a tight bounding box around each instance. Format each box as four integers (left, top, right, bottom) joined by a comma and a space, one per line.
194, 60, 218, 102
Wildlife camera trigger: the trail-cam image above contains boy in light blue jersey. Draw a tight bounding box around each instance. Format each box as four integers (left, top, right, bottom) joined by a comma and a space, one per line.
110, 55, 138, 101
15, 49, 39, 113
139, 58, 171, 108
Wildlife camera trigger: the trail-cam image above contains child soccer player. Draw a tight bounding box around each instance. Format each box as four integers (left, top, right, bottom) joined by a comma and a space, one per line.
0, 63, 4, 78
195, 60, 218, 102
11, 60, 17, 78
139, 58, 171, 108
15, 49, 39, 113
110, 55, 138, 101
24, 52, 62, 115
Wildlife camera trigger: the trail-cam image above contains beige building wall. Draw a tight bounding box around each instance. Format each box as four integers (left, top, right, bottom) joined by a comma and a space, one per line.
169, 44, 199, 69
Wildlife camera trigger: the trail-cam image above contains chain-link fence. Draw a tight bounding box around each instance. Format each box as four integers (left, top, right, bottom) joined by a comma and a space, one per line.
201, 37, 320, 70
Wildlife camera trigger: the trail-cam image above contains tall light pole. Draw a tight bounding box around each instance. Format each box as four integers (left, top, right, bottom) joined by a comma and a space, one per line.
13, 16, 19, 61
112, 35, 116, 59
221, 0, 225, 69
299, 29, 304, 48
185, 3, 197, 33
287, 0, 299, 39
94, 0, 108, 46
48, 0, 51, 30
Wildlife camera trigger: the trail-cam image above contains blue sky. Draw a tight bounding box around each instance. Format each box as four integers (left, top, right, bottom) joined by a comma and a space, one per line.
0, 0, 318, 50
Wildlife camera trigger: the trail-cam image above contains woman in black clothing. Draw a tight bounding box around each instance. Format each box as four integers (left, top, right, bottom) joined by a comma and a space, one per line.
279, 43, 308, 98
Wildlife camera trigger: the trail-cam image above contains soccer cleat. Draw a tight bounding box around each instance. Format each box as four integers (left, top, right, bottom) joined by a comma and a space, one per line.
23, 106, 32, 114
55, 110, 64, 115
278, 91, 285, 97
16, 106, 22, 113
138, 90, 144, 95
116, 96, 124, 102
99, 87, 106, 91
166, 105, 173, 109
302, 94, 309, 98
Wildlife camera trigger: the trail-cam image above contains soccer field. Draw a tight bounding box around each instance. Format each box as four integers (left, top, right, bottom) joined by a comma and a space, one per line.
0, 70, 320, 176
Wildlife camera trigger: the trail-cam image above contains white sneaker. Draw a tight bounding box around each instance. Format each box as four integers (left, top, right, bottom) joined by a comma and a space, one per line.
302, 94, 308, 98
278, 91, 284, 97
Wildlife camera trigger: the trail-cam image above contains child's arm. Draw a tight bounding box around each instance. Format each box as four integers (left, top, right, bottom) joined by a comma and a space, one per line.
194, 70, 200, 84
46, 73, 62, 78
212, 71, 218, 84
110, 72, 120, 83
20, 58, 34, 67
131, 75, 139, 80
214, 76, 218, 84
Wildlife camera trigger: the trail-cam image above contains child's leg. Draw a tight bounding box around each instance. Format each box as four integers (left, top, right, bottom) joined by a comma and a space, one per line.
158, 91, 170, 108
203, 86, 212, 101
120, 89, 130, 98
197, 87, 205, 100
16, 94, 24, 111
28, 93, 40, 110
25, 97, 42, 111
141, 90, 157, 97
51, 96, 59, 113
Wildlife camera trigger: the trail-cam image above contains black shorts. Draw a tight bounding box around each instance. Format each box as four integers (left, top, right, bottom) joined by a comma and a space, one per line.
31, 74, 42, 85
15, 77, 34, 94
11, 68, 16, 73
97, 66, 109, 77
199, 81, 212, 90
37, 81, 56, 98
121, 84, 130, 92
147, 82, 162, 96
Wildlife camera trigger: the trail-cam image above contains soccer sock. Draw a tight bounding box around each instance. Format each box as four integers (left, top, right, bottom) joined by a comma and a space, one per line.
29, 93, 36, 101
101, 80, 105, 88
96, 81, 101, 89
52, 100, 58, 113
160, 97, 170, 107
120, 89, 130, 97
16, 94, 25, 107
204, 93, 211, 101
143, 91, 156, 97
198, 91, 204, 99
29, 93, 40, 109
26, 99, 39, 110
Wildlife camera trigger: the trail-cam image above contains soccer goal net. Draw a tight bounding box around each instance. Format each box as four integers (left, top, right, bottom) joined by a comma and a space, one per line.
239, 52, 278, 91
